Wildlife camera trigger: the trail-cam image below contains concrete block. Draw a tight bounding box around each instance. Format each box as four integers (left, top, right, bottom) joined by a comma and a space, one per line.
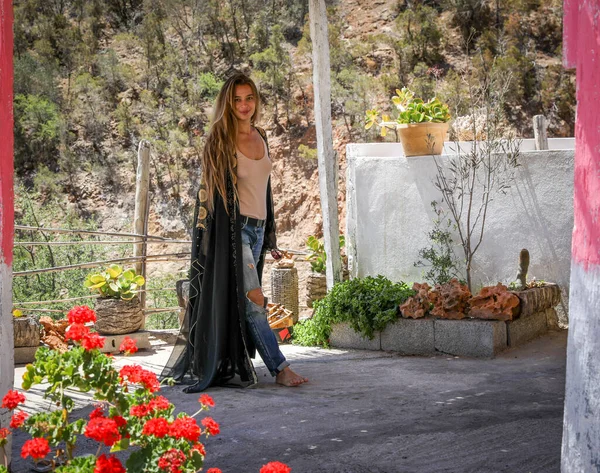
329, 322, 381, 350
434, 319, 507, 358
507, 311, 548, 347
381, 318, 435, 355
99, 330, 151, 353
14, 346, 39, 365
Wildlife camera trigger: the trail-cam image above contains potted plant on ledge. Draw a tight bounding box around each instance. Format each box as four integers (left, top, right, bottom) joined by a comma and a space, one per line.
84, 264, 146, 335
365, 87, 451, 156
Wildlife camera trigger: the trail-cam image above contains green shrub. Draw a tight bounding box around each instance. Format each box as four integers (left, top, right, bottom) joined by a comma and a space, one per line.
306, 235, 345, 274
293, 276, 414, 347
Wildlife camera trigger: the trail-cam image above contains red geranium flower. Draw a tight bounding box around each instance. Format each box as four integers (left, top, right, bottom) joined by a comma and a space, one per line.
130, 403, 151, 417
81, 331, 105, 351
260, 462, 292, 473
148, 395, 170, 412
65, 323, 89, 342
84, 417, 121, 446
95, 454, 125, 473
191, 442, 206, 456
201, 417, 220, 436
169, 416, 201, 442
10, 410, 28, 428
0, 428, 10, 446
89, 407, 105, 419
21, 437, 50, 460
157, 448, 186, 473
119, 336, 138, 354
198, 394, 215, 408
67, 305, 97, 324
111, 415, 127, 429
142, 418, 170, 438
119, 365, 160, 393
1, 389, 26, 410
206, 469, 222, 473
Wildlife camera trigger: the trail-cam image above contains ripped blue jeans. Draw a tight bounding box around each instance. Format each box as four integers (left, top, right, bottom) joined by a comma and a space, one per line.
241, 221, 289, 376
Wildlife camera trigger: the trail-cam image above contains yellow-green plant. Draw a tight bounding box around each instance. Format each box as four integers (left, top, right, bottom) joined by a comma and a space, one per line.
306, 235, 345, 274
365, 87, 451, 137
84, 264, 145, 301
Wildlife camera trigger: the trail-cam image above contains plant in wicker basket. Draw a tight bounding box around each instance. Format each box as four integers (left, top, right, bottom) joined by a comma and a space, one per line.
84, 265, 146, 335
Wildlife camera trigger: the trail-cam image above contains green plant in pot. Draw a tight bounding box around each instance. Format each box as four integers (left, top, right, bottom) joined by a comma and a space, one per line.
306, 235, 345, 274
365, 87, 451, 156
84, 264, 146, 335
305, 235, 346, 309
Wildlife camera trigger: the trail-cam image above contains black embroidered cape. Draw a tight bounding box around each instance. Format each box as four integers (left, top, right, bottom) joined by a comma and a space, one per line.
161, 127, 277, 391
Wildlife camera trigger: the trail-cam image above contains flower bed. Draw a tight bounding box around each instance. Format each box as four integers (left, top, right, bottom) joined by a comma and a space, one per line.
330, 282, 561, 358
0, 305, 291, 473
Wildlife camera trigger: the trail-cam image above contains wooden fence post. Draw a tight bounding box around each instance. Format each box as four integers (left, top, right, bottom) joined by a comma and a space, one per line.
134, 141, 150, 326
309, 0, 342, 290
533, 115, 548, 150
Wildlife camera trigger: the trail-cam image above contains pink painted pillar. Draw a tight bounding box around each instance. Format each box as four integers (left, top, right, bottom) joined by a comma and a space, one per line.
0, 0, 14, 466
561, 0, 600, 471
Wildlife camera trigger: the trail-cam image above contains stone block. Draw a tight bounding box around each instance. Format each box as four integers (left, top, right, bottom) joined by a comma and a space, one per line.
507, 310, 548, 347
434, 319, 507, 358
546, 308, 560, 330
329, 322, 381, 350
94, 298, 144, 335
381, 318, 435, 355
513, 284, 561, 317
14, 316, 40, 347
99, 330, 151, 353
14, 346, 39, 365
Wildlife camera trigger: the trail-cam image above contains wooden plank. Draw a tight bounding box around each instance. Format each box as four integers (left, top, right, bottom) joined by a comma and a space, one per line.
533, 115, 548, 150
134, 141, 151, 326
308, 0, 342, 290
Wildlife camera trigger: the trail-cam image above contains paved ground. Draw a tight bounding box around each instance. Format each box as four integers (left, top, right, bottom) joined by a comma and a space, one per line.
11, 330, 567, 473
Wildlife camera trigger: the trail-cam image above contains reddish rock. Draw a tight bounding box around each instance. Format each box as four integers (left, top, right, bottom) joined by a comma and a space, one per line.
39, 316, 69, 352
469, 283, 521, 321
430, 279, 471, 320
400, 282, 431, 319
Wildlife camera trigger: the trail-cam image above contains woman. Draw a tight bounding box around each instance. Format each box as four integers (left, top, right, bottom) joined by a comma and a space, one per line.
163, 72, 307, 392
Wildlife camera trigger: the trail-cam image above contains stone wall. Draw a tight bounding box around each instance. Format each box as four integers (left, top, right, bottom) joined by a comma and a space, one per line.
346, 141, 574, 323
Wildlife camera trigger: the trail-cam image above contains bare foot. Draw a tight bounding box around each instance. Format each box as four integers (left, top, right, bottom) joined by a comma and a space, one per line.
276, 367, 308, 387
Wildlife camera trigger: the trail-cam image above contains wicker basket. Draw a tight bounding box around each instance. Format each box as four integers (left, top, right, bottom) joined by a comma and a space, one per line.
270, 267, 299, 323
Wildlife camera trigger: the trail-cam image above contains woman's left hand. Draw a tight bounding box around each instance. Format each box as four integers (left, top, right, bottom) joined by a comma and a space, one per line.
271, 249, 283, 260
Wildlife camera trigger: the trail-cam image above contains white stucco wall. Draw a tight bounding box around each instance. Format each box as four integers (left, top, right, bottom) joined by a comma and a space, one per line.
346, 140, 574, 319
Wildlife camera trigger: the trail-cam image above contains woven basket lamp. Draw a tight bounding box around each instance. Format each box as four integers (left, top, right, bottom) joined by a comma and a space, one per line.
270, 267, 299, 323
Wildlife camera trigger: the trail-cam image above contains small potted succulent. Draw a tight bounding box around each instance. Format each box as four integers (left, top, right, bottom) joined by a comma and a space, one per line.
365, 87, 451, 156
84, 264, 146, 335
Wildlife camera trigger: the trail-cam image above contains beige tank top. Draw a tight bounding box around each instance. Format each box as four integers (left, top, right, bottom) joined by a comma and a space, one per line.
236, 139, 272, 220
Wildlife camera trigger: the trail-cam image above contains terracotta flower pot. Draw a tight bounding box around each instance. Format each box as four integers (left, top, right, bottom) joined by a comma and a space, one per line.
397, 122, 449, 156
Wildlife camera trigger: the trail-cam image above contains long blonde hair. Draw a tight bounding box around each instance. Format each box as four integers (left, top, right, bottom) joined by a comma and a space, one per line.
202, 72, 261, 213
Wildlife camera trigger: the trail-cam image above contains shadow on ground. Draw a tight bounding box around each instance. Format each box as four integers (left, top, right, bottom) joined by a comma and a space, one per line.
11, 330, 567, 473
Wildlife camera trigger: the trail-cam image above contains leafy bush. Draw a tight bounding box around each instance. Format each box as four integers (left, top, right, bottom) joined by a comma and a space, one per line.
13, 94, 62, 170
306, 235, 345, 274
196, 72, 224, 101
415, 201, 463, 285
294, 276, 414, 347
